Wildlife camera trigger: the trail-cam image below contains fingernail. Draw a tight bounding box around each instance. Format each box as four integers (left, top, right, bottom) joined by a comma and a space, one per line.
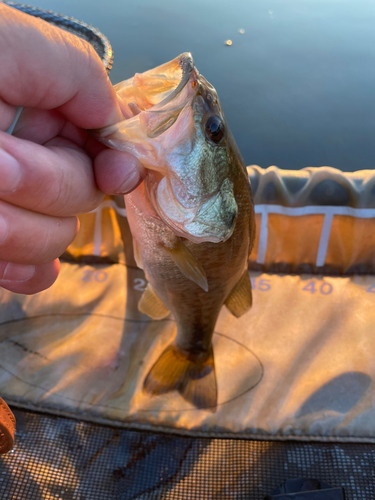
0, 216, 9, 245
0, 263, 36, 282
0, 148, 21, 193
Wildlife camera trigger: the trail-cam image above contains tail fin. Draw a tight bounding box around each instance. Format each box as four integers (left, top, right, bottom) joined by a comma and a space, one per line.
143, 344, 217, 411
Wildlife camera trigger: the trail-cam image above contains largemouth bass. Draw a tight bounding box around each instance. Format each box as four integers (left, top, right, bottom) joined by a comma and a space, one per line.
95, 53, 255, 410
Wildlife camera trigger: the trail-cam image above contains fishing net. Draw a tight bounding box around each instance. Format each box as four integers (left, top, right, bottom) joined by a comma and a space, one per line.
2, 409, 375, 499
1, 3, 375, 499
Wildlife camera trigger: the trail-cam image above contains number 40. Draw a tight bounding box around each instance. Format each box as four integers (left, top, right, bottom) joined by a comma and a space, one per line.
302, 281, 332, 295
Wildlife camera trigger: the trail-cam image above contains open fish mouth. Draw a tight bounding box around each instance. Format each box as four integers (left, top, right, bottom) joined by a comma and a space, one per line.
94, 52, 198, 153
149, 53, 195, 110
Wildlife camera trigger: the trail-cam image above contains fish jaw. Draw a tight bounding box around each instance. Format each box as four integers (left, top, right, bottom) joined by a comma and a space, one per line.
93, 53, 198, 171
115, 52, 195, 116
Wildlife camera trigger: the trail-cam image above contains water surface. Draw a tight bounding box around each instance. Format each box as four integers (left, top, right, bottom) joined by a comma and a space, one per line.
30, 0, 375, 171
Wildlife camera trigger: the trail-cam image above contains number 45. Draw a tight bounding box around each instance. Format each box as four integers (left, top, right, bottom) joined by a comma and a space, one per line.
251, 278, 271, 291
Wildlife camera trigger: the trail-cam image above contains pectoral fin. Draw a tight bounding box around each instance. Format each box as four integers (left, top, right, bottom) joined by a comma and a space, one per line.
138, 283, 170, 319
225, 270, 252, 318
163, 240, 208, 292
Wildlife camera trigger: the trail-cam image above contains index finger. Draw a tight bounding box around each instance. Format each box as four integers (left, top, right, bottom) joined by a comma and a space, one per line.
0, 4, 123, 129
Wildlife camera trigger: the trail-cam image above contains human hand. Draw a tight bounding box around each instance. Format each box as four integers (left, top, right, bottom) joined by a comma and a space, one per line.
0, 4, 144, 294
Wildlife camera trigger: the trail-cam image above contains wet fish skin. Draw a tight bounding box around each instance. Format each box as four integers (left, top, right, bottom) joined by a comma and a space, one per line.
126, 140, 254, 410
94, 54, 255, 409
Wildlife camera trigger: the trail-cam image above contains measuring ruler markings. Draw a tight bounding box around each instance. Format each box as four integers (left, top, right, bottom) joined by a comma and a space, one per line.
85, 201, 375, 294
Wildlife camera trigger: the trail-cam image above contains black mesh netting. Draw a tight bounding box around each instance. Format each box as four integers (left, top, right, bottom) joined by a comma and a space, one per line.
0, 409, 374, 499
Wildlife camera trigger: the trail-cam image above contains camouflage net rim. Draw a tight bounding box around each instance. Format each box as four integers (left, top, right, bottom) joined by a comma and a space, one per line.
3, 1, 113, 72
2, 408, 375, 500
248, 165, 375, 208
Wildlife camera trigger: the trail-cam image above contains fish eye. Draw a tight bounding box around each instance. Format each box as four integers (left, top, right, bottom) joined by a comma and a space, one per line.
205, 116, 224, 144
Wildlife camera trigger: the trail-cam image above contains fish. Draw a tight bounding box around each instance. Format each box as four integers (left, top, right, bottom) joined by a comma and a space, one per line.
94, 53, 255, 410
